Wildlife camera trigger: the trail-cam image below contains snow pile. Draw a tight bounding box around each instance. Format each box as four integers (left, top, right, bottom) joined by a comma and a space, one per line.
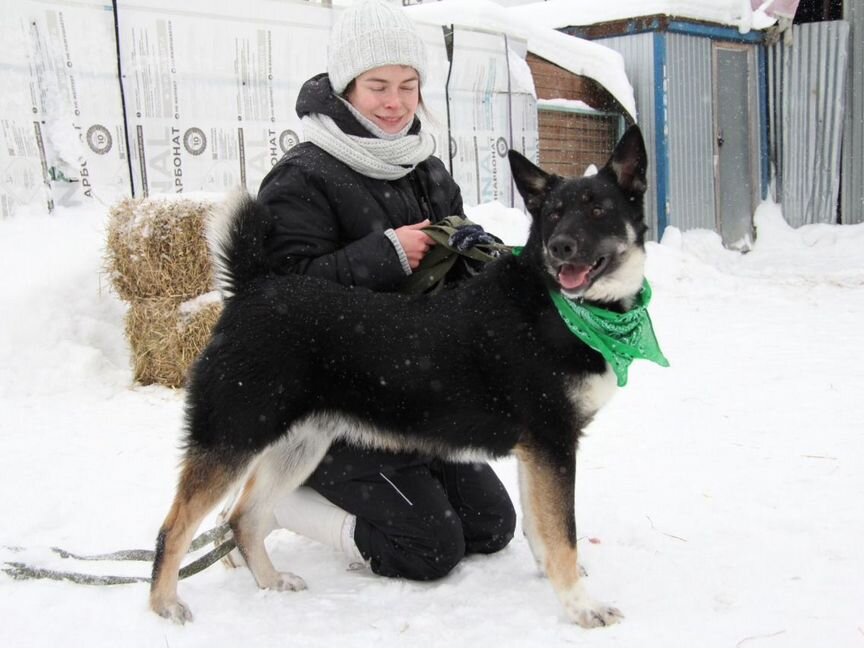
659, 200, 864, 286
466, 201, 531, 245
0, 207, 129, 401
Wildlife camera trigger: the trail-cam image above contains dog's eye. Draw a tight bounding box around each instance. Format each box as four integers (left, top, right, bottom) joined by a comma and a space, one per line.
548, 212, 561, 222
592, 206, 604, 217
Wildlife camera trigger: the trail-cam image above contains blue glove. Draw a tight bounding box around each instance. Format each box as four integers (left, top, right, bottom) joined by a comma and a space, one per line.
448, 223, 498, 251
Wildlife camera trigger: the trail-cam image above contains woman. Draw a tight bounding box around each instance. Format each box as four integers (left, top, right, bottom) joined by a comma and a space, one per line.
244, 0, 516, 581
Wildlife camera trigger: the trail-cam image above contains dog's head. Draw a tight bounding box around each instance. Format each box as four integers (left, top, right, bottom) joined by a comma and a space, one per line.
509, 126, 649, 304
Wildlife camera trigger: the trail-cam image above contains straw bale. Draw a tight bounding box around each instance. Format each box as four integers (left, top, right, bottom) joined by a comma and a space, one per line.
106, 197, 216, 301
125, 293, 223, 388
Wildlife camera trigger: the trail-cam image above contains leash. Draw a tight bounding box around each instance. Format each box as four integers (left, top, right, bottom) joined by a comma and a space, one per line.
2, 524, 236, 586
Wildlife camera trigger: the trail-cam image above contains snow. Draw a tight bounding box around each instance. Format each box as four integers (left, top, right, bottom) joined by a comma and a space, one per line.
1, 194, 862, 647
507, 0, 778, 33
406, 0, 638, 120
179, 291, 222, 317
538, 97, 600, 113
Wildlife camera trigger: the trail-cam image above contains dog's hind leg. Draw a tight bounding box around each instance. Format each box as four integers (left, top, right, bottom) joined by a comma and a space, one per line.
226, 418, 335, 592
149, 447, 250, 624
515, 443, 623, 628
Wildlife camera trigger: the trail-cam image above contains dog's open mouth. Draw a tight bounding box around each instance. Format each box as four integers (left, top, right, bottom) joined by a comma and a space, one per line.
556, 256, 608, 292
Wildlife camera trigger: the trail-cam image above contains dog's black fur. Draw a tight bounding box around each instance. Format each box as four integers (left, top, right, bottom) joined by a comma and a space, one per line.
150, 126, 649, 628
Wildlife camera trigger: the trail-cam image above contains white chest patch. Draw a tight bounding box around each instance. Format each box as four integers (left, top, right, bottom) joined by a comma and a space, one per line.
569, 365, 618, 417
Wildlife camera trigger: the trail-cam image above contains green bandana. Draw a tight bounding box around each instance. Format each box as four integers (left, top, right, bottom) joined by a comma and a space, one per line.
513, 247, 669, 386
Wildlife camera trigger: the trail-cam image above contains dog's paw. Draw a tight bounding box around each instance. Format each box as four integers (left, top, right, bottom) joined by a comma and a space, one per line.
564, 599, 623, 628
267, 571, 307, 592
151, 596, 194, 625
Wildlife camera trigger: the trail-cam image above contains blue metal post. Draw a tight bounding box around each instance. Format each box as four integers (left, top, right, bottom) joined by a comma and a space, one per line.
653, 32, 669, 238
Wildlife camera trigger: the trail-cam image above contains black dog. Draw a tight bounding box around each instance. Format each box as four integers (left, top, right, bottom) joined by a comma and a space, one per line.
150, 126, 651, 628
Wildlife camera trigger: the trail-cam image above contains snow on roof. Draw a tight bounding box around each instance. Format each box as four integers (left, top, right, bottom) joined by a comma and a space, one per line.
506, 0, 778, 33
405, 0, 638, 121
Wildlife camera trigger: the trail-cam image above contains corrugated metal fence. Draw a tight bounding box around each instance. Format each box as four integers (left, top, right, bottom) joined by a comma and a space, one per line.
768, 21, 849, 226
841, 4, 864, 225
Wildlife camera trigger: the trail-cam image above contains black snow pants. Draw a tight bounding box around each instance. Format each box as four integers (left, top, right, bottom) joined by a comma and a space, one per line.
305, 442, 517, 581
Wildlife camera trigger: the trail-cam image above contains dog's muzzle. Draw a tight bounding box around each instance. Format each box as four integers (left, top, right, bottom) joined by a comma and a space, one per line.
545, 235, 609, 293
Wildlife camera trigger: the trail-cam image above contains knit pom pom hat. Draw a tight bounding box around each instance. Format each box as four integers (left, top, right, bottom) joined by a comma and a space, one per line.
327, 0, 428, 95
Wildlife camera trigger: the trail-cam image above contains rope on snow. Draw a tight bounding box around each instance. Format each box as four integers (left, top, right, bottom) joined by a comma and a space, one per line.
1, 524, 236, 586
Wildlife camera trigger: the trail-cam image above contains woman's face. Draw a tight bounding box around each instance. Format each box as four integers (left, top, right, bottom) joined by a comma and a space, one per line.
345, 65, 420, 134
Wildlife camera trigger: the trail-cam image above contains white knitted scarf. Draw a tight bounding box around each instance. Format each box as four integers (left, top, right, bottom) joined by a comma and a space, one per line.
301, 112, 435, 180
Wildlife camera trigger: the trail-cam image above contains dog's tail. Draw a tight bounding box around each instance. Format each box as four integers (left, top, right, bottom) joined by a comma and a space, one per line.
207, 191, 274, 297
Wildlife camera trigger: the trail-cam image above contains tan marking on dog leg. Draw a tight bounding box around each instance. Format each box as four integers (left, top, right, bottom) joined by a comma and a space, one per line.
515, 454, 547, 573
515, 445, 623, 628
150, 452, 241, 624
516, 447, 578, 586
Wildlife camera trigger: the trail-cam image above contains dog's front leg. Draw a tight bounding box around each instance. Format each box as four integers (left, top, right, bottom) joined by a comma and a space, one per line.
515, 443, 623, 628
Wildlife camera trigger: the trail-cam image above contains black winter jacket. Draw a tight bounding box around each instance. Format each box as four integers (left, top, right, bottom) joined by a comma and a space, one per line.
256, 73, 464, 292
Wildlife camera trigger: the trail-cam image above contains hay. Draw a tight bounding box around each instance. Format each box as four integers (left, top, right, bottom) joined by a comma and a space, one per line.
106, 195, 226, 387
125, 294, 223, 388
106, 197, 215, 301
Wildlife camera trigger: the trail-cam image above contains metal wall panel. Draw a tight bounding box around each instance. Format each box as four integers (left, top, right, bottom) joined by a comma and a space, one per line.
666, 33, 715, 232
596, 33, 659, 238
841, 4, 863, 224
768, 21, 849, 226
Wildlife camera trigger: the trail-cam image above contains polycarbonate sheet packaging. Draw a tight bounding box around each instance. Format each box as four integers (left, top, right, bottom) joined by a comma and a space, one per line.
447, 27, 534, 209
411, 21, 451, 166
115, 0, 330, 197
2, 0, 541, 216
504, 35, 538, 214
0, 0, 129, 216
0, 5, 45, 218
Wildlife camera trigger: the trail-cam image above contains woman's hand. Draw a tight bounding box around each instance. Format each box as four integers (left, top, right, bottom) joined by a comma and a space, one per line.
395, 220, 436, 270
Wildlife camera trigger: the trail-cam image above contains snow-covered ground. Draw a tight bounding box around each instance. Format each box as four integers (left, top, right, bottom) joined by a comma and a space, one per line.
1, 199, 863, 648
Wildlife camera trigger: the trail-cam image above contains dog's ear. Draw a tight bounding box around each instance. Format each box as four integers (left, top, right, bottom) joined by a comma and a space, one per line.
508, 150, 556, 213
602, 125, 648, 196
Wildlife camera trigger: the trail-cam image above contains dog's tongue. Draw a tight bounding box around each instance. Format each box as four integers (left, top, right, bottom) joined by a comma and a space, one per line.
558, 263, 591, 291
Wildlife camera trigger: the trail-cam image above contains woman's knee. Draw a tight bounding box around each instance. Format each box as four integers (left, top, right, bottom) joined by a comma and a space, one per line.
411, 531, 466, 580
359, 513, 467, 581
467, 496, 517, 554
